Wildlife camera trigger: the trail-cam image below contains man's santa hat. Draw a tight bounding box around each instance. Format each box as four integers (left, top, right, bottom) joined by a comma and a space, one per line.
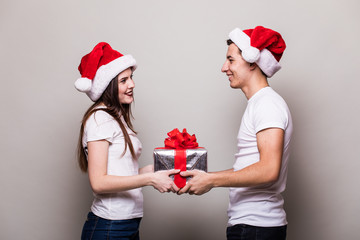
75, 42, 137, 101
228, 26, 286, 77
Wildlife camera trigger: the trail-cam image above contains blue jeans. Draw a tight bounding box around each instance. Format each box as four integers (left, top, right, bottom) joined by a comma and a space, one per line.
226, 224, 287, 240
81, 212, 142, 240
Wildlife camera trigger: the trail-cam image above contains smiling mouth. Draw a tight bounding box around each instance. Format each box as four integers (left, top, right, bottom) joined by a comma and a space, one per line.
125, 91, 133, 96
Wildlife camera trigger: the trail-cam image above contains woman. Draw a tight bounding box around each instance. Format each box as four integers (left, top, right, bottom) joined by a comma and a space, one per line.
74, 42, 179, 240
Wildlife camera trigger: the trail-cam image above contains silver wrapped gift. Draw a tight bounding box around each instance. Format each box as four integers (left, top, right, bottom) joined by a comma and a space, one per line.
153, 148, 208, 182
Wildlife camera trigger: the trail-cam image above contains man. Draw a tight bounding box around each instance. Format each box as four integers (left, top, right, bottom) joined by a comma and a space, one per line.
178, 26, 293, 240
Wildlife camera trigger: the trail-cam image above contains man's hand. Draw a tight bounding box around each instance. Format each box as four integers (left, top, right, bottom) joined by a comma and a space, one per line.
177, 170, 213, 195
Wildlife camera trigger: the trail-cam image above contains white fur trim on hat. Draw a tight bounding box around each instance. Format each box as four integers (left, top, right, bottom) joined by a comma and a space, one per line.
74, 77, 92, 92
242, 47, 260, 63
256, 49, 281, 78
229, 28, 259, 63
229, 28, 281, 78
87, 54, 137, 101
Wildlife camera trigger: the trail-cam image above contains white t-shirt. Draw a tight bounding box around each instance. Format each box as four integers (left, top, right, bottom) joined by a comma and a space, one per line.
228, 87, 293, 227
83, 109, 143, 220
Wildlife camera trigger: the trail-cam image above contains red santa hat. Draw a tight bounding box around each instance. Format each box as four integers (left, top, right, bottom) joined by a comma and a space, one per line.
75, 42, 137, 101
228, 26, 286, 77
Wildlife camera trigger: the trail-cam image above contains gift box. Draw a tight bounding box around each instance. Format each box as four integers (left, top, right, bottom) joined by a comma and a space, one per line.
153, 128, 207, 188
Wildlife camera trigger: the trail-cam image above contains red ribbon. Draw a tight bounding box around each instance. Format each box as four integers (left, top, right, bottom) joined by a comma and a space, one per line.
164, 128, 198, 188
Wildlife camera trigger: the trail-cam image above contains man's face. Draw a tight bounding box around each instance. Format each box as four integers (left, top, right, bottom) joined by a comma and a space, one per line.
221, 43, 251, 89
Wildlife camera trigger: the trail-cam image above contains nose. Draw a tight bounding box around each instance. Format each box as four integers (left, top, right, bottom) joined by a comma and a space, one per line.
128, 78, 135, 89
221, 61, 229, 73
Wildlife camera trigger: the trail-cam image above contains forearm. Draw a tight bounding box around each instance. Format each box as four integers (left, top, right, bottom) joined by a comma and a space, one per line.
211, 129, 284, 188
179, 129, 284, 195
210, 161, 279, 188
90, 173, 154, 194
211, 168, 234, 174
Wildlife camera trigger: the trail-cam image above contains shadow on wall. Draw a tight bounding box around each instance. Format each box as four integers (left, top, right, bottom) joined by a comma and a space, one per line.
284, 144, 323, 240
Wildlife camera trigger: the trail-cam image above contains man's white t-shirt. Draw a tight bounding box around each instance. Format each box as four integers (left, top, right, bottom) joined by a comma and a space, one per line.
228, 87, 293, 227
83, 109, 143, 220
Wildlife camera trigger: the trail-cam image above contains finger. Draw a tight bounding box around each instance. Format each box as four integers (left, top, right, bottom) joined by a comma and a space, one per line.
180, 170, 194, 178
170, 186, 177, 193
178, 183, 190, 195
168, 169, 181, 176
171, 182, 180, 193
167, 183, 174, 193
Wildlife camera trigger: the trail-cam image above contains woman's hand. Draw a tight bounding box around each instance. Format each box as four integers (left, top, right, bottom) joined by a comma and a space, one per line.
151, 169, 180, 193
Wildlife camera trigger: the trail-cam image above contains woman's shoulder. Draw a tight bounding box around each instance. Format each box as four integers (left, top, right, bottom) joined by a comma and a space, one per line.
87, 108, 116, 127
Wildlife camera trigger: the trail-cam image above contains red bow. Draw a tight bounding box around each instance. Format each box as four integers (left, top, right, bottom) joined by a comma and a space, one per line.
164, 128, 199, 149
163, 128, 199, 188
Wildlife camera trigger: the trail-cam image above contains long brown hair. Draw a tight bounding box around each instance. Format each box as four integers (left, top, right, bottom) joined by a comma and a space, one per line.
77, 72, 137, 172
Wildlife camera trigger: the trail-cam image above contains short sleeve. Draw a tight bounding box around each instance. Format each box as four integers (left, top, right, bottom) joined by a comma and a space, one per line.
84, 110, 120, 143
253, 98, 289, 133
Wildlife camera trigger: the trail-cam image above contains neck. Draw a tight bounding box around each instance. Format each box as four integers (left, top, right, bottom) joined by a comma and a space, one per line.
241, 72, 269, 100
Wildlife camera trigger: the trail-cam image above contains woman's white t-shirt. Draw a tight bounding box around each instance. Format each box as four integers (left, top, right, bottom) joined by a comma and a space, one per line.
83, 109, 143, 220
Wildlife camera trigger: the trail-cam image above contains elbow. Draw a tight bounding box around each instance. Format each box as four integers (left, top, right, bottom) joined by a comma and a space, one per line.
90, 182, 107, 194
91, 185, 102, 194
266, 176, 279, 185
265, 171, 280, 184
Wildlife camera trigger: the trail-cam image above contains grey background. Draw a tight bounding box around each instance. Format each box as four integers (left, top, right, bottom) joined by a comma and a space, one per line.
1, 0, 359, 239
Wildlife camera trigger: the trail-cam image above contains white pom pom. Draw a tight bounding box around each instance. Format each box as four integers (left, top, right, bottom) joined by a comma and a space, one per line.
74, 78, 92, 92
242, 46, 260, 63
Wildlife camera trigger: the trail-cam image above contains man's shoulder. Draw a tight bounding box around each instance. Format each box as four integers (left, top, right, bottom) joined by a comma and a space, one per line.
248, 88, 290, 120
254, 88, 286, 105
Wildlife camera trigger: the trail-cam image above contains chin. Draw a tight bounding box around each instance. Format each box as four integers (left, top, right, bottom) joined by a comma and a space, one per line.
124, 100, 133, 104
119, 97, 134, 104
230, 84, 241, 89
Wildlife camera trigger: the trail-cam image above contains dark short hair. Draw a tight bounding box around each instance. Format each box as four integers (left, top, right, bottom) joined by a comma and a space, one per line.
226, 39, 241, 54
226, 39, 234, 46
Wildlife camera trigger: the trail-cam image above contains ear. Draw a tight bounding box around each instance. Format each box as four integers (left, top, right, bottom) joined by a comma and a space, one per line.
249, 62, 257, 71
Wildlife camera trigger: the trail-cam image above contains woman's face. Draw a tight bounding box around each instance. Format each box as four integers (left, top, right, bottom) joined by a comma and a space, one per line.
117, 68, 135, 104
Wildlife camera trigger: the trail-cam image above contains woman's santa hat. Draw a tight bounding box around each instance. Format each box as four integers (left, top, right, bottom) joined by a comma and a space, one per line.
228, 26, 286, 77
75, 42, 137, 101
